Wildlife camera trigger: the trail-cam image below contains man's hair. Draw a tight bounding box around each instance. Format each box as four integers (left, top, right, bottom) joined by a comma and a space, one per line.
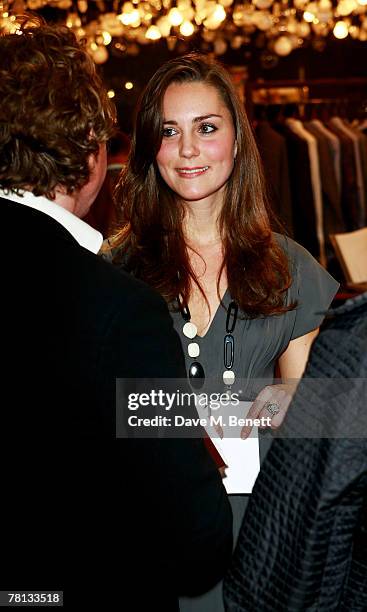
0, 17, 116, 198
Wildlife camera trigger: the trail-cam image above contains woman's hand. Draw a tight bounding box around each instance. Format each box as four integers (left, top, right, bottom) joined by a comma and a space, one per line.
240, 329, 320, 439
240, 382, 298, 439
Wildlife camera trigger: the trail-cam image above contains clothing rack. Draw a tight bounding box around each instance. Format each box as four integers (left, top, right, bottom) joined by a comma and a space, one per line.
249, 77, 367, 88
252, 99, 358, 121
249, 79, 367, 278
246, 77, 367, 120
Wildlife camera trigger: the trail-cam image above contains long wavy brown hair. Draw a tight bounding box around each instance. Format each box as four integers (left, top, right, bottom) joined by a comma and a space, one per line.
0, 17, 115, 199
113, 53, 294, 317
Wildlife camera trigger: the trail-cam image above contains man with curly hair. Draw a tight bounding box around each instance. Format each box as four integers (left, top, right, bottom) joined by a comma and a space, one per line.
0, 19, 232, 610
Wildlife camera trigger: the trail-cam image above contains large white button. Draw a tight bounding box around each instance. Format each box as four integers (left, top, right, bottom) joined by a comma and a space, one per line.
188, 342, 200, 358
183, 322, 197, 339
223, 370, 235, 385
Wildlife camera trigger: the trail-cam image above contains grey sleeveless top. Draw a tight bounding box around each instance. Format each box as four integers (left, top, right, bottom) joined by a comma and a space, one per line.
169, 234, 339, 401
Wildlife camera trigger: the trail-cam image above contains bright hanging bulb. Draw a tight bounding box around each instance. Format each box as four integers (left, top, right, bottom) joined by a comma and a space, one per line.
102, 31, 112, 45
77, 0, 88, 13
168, 8, 184, 26
180, 20, 194, 36
92, 45, 108, 64
333, 20, 349, 38
303, 10, 315, 22
273, 35, 293, 55
337, 0, 358, 16
145, 25, 162, 40
212, 4, 226, 22
157, 16, 171, 37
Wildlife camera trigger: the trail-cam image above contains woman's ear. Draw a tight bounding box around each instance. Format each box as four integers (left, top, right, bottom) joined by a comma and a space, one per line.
234, 140, 238, 159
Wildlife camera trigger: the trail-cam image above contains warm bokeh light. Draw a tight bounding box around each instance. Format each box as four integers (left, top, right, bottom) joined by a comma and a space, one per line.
145, 24, 162, 39
180, 20, 194, 36
102, 30, 112, 45
303, 10, 315, 22
333, 19, 349, 37
2, 0, 366, 63
273, 35, 293, 55
168, 8, 183, 26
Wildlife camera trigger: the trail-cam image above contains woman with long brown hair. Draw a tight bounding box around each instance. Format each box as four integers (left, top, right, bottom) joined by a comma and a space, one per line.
112, 54, 338, 611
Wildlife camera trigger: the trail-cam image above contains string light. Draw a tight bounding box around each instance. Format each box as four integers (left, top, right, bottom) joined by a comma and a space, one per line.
0, 0, 366, 62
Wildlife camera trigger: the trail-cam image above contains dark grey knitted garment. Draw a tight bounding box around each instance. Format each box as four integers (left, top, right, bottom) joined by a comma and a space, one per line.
224, 293, 367, 612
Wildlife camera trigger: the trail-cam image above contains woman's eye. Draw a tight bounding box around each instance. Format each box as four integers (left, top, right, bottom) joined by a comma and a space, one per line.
199, 123, 217, 134
162, 127, 177, 137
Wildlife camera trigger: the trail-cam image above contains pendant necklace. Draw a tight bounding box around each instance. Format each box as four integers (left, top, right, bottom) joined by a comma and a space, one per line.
177, 296, 239, 393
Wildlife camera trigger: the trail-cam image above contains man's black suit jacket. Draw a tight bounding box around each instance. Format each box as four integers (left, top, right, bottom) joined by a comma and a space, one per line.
1, 198, 232, 610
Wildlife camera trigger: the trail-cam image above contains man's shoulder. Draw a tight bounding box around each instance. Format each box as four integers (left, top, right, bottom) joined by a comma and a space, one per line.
310, 293, 367, 379
69, 246, 166, 322
323, 292, 367, 338
0, 196, 165, 318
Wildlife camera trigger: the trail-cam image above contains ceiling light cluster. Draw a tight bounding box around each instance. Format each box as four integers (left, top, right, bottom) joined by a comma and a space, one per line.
1, 0, 366, 64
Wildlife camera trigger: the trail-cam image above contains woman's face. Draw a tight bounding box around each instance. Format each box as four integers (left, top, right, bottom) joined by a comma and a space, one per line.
156, 81, 237, 207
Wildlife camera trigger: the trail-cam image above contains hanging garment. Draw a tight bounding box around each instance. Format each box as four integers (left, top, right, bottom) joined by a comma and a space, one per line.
330, 117, 366, 228
344, 121, 367, 225
304, 122, 346, 271
255, 120, 293, 236
286, 118, 326, 267
308, 119, 342, 203
273, 122, 319, 260
327, 121, 361, 231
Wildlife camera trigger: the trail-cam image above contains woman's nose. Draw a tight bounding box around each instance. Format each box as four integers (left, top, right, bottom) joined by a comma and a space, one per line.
179, 132, 200, 158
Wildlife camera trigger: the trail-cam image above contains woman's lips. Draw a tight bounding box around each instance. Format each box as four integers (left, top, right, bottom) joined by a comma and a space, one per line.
175, 166, 209, 178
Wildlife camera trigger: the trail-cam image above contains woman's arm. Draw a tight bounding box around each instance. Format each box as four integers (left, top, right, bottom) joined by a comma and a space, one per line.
278, 328, 319, 379
240, 328, 319, 438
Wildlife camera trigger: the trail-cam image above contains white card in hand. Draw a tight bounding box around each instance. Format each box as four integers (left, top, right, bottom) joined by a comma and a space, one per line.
199, 400, 260, 494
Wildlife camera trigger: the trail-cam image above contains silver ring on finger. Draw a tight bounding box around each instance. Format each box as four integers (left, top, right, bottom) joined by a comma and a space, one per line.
265, 401, 280, 417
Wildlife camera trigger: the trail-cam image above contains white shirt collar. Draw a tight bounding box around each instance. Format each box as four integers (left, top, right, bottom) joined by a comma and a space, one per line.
0, 189, 103, 254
